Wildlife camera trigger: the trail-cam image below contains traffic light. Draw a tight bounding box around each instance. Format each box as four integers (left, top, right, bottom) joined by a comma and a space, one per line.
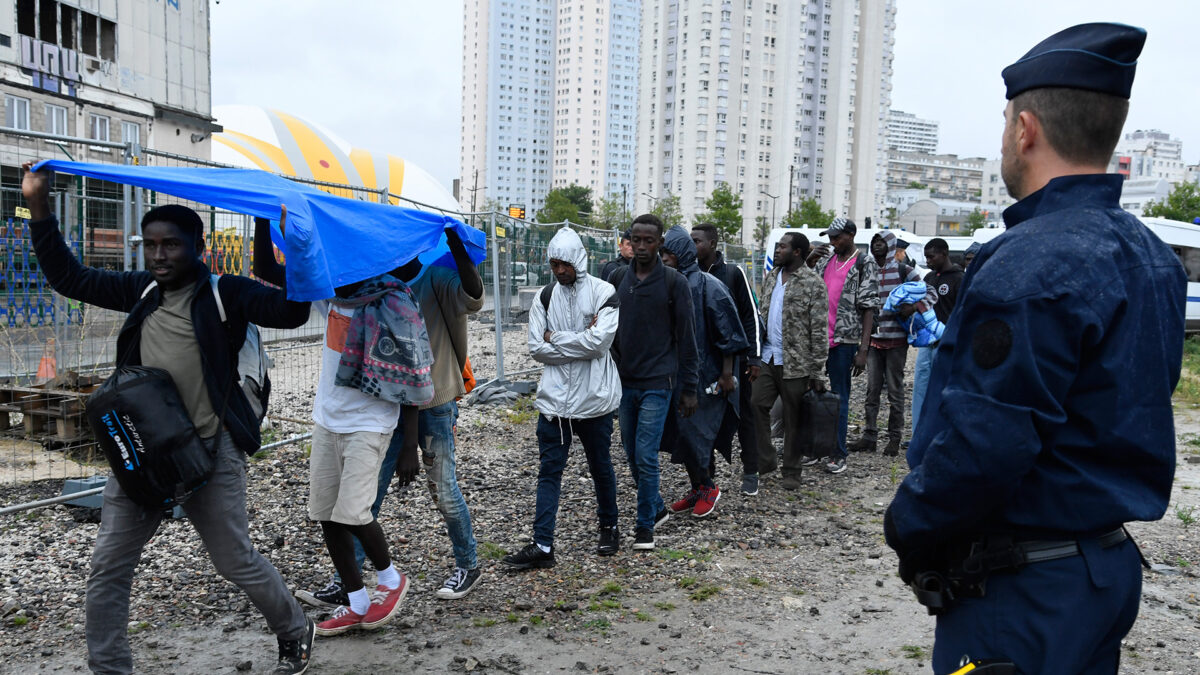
508, 204, 526, 220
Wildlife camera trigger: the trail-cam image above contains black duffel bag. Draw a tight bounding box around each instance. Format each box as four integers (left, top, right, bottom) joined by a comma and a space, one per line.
793, 388, 841, 460
86, 366, 216, 509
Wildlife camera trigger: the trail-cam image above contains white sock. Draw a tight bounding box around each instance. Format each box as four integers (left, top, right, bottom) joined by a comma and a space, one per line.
537, 543, 552, 554
348, 587, 370, 616
377, 564, 400, 590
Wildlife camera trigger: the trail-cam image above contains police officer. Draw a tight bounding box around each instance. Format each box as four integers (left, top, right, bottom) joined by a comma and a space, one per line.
884, 23, 1186, 674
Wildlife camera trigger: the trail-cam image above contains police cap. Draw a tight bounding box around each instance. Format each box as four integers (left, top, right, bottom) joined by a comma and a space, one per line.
1002, 22, 1146, 100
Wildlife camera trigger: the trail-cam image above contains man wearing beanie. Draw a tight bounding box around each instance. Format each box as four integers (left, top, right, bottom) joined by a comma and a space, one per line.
885, 23, 1186, 673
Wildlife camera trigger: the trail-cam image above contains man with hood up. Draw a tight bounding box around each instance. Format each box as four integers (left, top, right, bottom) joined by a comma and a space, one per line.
658, 226, 748, 519
502, 227, 622, 569
849, 230, 932, 457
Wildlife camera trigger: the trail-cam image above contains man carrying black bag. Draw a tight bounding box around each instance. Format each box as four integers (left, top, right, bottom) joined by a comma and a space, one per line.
750, 232, 829, 491
20, 163, 317, 675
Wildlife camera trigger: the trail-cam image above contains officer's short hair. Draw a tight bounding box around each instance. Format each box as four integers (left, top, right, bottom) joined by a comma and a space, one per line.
925, 238, 950, 254
1011, 87, 1128, 167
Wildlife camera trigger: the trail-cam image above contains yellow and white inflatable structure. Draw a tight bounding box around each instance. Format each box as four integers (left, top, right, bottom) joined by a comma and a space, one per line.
211, 105, 461, 214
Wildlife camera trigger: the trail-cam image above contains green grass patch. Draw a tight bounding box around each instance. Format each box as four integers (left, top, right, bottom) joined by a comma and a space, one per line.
747, 576, 766, 587
529, 615, 545, 626
506, 612, 520, 623
688, 584, 721, 602
633, 611, 652, 621
865, 669, 892, 675
505, 397, 538, 425
583, 618, 611, 632
653, 601, 676, 611
657, 548, 712, 562
676, 576, 699, 589
1177, 505, 1197, 528
1174, 337, 1200, 404
127, 621, 149, 634
473, 617, 497, 627
478, 541, 508, 560
11, 616, 28, 626
901, 645, 927, 659
588, 598, 620, 611
597, 581, 622, 596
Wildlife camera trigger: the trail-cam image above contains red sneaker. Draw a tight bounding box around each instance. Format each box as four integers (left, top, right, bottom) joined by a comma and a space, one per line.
315, 604, 365, 636
670, 488, 700, 513
363, 574, 410, 630
692, 484, 721, 518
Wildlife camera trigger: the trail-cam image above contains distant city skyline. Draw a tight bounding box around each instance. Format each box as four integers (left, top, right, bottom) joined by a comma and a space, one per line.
211, 1, 1200, 196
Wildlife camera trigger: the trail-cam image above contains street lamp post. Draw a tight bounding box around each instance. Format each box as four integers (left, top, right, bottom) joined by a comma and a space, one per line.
760, 190, 779, 228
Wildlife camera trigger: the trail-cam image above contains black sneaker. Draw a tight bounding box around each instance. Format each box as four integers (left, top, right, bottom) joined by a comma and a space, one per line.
502, 543, 556, 570
597, 526, 620, 556
273, 617, 315, 674
632, 527, 655, 551
654, 507, 671, 529
437, 567, 483, 599
294, 580, 347, 609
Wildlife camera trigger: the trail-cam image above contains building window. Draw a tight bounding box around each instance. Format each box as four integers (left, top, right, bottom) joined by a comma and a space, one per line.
89, 113, 110, 142
5, 95, 31, 130
122, 121, 139, 146
44, 103, 67, 135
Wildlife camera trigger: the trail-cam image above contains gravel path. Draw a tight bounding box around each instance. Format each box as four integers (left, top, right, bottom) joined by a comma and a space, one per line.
1, 320, 1197, 674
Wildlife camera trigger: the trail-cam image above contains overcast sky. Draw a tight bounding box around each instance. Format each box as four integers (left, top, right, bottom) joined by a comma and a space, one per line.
211, 1, 1199, 190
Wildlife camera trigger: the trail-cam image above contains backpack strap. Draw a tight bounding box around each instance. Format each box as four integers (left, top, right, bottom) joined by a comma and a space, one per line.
140, 280, 157, 299
209, 275, 227, 324
539, 282, 556, 312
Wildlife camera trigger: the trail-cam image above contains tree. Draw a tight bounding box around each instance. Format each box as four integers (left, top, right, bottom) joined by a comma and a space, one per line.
753, 215, 772, 254
884, 206, 899, 230
692, 183, 744, 241
535, 190, 579, 224
591, 195, 627, 230
907, 181, 929, 190
559, 184, 594, 220
649, 194, 683, 230
1144, 182, 1200, 223
963, 208, 987, 235
781, 197, 836, 231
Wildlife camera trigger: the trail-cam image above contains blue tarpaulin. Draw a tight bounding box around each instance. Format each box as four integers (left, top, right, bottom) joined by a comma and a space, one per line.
31, 160, 487, 301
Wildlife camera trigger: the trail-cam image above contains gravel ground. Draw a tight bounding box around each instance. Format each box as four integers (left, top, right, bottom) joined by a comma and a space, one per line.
1, 317, 1198, 674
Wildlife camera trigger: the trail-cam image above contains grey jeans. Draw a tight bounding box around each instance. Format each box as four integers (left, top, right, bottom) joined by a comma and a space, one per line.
862, 345, 908, 443
86, 431, 306, 675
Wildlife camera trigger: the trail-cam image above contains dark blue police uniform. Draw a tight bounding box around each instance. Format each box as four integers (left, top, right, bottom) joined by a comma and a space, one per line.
884, 23, 1188, 675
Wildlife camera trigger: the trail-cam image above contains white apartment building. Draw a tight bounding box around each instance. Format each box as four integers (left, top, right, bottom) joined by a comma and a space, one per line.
886, 109, 937, 154
1110, 129, 1188, 186
634, 0, 896, 243
0, 0, 218, 179
461, 0, 639, 216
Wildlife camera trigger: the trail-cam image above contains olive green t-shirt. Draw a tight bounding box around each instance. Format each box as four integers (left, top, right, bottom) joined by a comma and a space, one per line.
139, 286, 220, 438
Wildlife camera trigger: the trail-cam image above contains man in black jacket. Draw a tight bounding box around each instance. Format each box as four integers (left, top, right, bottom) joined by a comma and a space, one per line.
610, 214, 698, 551
691, 224, 762, 496
20, 163, 315, 675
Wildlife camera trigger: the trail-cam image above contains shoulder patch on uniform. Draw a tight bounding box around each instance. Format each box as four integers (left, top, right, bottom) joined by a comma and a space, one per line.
971, 319, 1012, 370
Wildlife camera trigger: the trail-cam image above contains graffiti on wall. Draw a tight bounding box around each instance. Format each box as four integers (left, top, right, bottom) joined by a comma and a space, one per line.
19, 35, 80, 97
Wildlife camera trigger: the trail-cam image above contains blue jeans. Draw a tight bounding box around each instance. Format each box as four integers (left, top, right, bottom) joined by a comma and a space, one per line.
825, 344, 858, 459
911, 345, 936, 439
354, 401, 478, 571
533, 413, 618, 548
618, 387, 670, 531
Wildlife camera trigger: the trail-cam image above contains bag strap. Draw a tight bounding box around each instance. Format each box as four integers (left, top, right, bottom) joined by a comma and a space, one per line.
539, 282, 555, 312
209, 275, 227, 324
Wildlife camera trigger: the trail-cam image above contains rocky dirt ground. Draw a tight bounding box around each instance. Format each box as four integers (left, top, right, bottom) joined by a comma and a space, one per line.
0, 317, 1198, 674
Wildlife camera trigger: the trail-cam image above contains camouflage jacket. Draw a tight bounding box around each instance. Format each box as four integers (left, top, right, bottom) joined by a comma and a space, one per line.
813, 251, 881, 346
758, 266, 829, 380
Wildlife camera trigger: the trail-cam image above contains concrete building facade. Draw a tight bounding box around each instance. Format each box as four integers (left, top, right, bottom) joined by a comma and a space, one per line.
886, 151, 984, 202
886, 109, 937, 154
1109, 129, 1188, 186
0, 0, 218, 178
634, 0, 896, 243
460, 0, 639, 217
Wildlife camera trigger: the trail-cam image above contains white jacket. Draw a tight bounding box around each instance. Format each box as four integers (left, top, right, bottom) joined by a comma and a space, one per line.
529, 228, 622, 420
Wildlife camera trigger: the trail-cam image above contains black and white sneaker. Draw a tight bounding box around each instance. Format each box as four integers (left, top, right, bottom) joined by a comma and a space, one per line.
294, 580, 347, 609
502, 543, 557, 570
597, 526, 620, 556
436, 567, 483, 599
273, 617, 315, 674
632, 527, 655, 551
654, 507, 671, 529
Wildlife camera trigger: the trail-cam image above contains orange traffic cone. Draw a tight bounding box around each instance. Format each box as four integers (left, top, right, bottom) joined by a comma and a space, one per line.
35, 337, 56, 383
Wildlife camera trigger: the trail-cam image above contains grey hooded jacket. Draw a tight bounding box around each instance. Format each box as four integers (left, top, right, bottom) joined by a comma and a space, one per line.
528, 227, 622, 420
